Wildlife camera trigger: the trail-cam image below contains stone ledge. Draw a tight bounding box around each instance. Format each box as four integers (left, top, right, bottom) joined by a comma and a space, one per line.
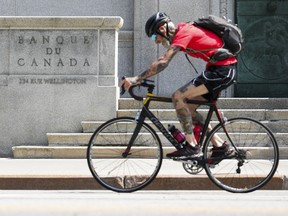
12, 146, 88, 159
12, 146, 288, 159
0, 16, 124, 29
118, 98, 288, 109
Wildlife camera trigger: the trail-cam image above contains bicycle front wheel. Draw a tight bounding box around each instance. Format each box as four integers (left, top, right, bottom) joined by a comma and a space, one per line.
87, 117, 163, 192
203, 117, 279, 193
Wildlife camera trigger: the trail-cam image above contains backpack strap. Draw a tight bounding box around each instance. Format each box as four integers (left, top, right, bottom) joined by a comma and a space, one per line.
185, 53, 199, 74
185, 46, 234, 66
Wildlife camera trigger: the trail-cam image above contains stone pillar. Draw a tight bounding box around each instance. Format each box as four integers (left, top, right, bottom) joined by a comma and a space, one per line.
133, 0, 159, 92
219, 0, 236, 97
0, 16, 123, 156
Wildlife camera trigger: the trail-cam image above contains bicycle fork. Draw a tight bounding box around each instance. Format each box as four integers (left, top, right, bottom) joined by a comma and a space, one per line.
122, 112, 145, 158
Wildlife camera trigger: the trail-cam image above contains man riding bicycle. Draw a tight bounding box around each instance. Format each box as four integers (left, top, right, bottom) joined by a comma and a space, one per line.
121, 12, 236, 158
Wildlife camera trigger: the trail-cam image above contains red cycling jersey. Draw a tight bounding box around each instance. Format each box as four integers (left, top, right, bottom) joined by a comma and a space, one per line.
171, 22, 237, 67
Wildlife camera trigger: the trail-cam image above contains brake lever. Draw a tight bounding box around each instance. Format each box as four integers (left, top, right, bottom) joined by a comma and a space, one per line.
143, 79, 154, 83
120, 85, 126, 96
120, 76, 126, 96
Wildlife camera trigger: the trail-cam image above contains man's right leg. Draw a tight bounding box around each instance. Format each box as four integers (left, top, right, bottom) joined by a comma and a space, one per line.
188, 104, 225, 148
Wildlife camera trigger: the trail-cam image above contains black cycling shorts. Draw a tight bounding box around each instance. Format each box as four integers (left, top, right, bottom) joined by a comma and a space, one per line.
192, 64, 236, 101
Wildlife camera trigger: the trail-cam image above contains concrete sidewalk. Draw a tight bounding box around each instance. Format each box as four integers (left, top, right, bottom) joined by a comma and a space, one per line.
0, 158, 287, 190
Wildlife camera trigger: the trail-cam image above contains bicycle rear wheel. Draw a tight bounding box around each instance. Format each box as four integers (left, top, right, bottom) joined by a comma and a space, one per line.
87, 117, 163, 192
203, 117, 279, 193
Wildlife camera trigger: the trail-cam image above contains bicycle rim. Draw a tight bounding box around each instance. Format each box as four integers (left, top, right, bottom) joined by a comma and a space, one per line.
203, 117, 279, 193
87, 117, 163, 192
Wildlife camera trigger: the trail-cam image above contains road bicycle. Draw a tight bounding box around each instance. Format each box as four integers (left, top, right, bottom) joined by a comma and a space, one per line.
87, 79, 279, 193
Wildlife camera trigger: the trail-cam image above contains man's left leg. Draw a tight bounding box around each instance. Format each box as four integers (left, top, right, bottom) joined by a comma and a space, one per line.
172, 84, 208, 146
167, 84, 209, 158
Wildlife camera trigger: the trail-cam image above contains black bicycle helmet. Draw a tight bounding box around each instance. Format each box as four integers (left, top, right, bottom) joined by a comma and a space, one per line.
145, 12, 171, 37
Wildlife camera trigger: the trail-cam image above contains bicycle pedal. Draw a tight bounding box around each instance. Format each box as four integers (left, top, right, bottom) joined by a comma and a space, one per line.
171, 157, 184, 162
185, 153, 203, 160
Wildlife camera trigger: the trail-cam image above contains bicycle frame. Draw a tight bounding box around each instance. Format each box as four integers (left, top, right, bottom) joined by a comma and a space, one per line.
124, 90, 229, 155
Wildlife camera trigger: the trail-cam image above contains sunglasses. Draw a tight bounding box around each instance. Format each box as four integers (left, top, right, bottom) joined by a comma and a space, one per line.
150, 34, 157, 41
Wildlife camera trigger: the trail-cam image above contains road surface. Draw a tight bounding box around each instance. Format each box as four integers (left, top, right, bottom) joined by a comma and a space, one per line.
0, 190, 287, 216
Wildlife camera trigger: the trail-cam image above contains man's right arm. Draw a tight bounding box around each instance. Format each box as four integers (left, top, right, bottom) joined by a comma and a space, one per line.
121, 46, 180, 90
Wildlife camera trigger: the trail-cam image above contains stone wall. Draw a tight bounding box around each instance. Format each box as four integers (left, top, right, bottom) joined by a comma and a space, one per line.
0, 17, 122, 156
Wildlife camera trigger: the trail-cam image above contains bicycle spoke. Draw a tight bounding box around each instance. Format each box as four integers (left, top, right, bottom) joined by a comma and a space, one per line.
87, 117, 162, 192
203, 117, 279, 193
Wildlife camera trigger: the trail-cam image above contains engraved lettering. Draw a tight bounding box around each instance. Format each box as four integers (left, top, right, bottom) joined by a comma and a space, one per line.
43, 36, 50, 44
83, 58, 90, 66
46, 48, 53, 55
84, 36, 90, 44
55, 48, 61, 55
30, 79, 43, 84
57, 58, 64, 66
15, 34, 94, 71
17, 35, 94, 45
44, 58, 51, 66
56, 36, 64, 44
71, 36, 77, 44
29, 36, 37, 44
30, 79, 37, 84
31, 58, 38, 66
18, 78, 87, 85
18, 58, 25, 66
16, 58, 91, 67
70, 58, 77, 66
19, 78, 29, 84
18, 36, 24, 44
46, 48, 61, 55
43, 78, 87, 84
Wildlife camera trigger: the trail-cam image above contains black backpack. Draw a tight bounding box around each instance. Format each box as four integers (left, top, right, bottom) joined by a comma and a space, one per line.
186, 15, 244, 64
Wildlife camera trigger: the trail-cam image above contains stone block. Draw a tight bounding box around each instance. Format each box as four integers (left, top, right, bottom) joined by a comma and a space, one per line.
0, 16, 122, 156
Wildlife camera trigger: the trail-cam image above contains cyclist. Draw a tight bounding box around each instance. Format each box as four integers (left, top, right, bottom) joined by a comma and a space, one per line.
121, 12, 236, 158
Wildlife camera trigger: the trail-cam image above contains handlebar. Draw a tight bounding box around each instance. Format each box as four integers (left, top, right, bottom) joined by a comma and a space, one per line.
120, 77, 155, 101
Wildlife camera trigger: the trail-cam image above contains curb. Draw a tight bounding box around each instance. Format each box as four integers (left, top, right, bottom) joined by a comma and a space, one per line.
0, 175, 285, 191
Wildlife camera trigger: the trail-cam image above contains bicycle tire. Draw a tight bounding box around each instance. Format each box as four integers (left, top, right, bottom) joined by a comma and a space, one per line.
87, 117, 163, 192
203, 117, 279, 193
